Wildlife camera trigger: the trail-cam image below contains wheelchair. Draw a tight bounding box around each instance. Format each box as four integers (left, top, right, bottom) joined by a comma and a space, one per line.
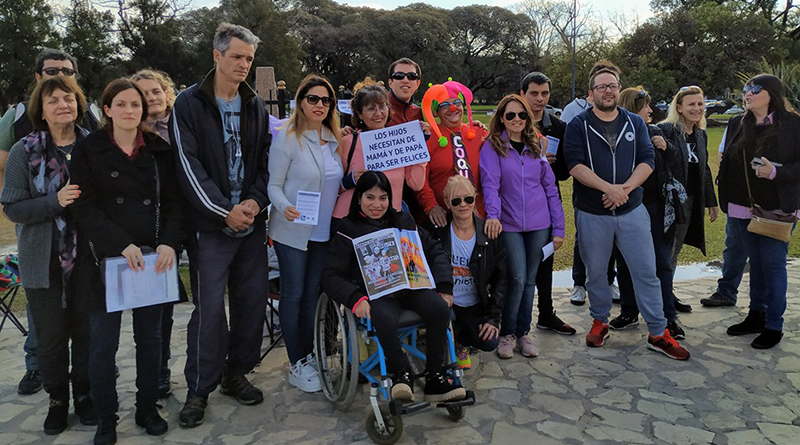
313, 293, 476, 444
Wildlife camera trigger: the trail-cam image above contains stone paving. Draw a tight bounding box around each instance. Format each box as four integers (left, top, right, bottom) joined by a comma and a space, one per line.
2, 262, 800, 445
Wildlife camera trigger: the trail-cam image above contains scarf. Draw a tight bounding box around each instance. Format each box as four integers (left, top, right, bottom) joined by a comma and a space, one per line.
662, 178, 687, 234
23, 131, 78, 276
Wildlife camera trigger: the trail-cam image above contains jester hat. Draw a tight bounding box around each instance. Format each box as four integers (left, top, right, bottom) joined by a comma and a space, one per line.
421, 79, 476, 147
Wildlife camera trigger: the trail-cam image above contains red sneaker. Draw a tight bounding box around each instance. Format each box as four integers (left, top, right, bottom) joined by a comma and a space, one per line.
647, 329, 690, 360
586, 319, 609, 347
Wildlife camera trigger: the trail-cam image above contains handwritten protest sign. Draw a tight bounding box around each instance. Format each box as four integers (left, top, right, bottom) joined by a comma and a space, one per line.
361, 121, 429, 171
337, 100, 352, 115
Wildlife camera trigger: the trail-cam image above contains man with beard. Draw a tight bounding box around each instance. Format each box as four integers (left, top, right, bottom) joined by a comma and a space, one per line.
562, 60, 690, 360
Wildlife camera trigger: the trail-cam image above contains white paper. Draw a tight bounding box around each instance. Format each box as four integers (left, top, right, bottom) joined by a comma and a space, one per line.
360, 121, 430, 171
294, 190, 321, 225
105, 253, 179, 313
542, 242, 555, 261
545, 136, 560, 155
337, 100, 352, 115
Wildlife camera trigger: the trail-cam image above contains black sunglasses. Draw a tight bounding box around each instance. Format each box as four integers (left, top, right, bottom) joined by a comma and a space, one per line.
42, 67, 76, 77
305, 94, 333, 107
504, 111, 529, 121
390, 72, 420, 81
450, 196, 475, 207
743, 84, 763, 95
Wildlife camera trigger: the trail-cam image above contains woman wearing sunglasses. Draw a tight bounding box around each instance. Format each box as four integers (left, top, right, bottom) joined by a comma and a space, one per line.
479, 94, 564, 359
268, 74, 344, 392
717, 74, 800, 349
658, 86, 719, 310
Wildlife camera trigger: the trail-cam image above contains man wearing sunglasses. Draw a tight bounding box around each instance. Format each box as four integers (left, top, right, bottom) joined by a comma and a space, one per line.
386, 58, 423, 127
0, 47, 102, 398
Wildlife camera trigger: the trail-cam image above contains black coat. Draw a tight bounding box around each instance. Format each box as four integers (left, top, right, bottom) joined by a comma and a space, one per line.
69, 129, 184, 311
429, 215, 507, 328
322, 212, 454, 310
657, 122, 718, 254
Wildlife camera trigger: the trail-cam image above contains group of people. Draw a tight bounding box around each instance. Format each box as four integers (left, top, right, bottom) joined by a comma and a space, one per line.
1, 20, 797, 445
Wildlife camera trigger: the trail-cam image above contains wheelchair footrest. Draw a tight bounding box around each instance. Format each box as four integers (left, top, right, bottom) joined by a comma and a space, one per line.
436, 390, 476, 409
390, 399, 430, 416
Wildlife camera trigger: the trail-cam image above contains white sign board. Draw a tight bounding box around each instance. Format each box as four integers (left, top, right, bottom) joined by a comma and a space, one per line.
105, 253, 179, 313
361, 121, 429, 171
337, 100, 352, 115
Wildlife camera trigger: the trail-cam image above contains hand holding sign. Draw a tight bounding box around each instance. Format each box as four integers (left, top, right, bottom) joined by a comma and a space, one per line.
361, 121, 430, 172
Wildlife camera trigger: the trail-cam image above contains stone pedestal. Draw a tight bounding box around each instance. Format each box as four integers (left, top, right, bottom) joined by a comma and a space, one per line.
256, 66, 278, 115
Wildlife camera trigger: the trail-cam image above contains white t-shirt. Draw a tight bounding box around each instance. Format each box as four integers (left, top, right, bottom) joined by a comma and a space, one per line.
310, 142, 343, 242
450, 225, 479, 307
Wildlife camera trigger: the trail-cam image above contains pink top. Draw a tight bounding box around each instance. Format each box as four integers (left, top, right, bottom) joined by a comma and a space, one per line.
332, 132, 428, 218
729, 164, 795, 219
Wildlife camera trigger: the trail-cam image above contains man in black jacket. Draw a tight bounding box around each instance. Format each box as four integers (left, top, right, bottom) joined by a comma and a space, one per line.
170, 23, 271, 428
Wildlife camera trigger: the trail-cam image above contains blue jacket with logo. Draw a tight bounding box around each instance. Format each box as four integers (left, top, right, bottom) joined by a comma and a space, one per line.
563, 107, 655, 215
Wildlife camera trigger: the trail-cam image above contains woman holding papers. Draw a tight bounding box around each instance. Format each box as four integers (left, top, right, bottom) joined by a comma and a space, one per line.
69, 78, 183, 444
479, 94, 565, 360
323, 171, 466, 404
1, 77, 96, 435
332, 79, 427, 219
268, 74, 343, 393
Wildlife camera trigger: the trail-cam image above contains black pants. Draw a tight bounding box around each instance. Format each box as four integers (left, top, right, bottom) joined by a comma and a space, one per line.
452, 304, 501, 351
89, 304, 163, 416
25, 271, 90, 395
535, 254, 555, 318
370, 289, 449, 374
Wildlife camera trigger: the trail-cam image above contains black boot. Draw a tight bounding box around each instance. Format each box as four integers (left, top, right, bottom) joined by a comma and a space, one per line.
727, 310, 766, 336
43, 386, 70, 435
94, 415, 117, 445
390, 370, 414, 402
158, 366, 171, 399
752, 328, 783, 349
179, 391, 208, 428
423, 369, 466, 403
73, 379, 97, 426
135, 405, 168, 436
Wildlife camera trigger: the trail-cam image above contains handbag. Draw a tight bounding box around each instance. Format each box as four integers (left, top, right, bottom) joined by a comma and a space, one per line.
742, 153, 796, 242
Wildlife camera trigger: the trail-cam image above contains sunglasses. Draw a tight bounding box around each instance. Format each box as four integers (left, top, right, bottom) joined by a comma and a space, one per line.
504, 111, 529, 121
637, 89, 649, 99
305, 94, 333, 107
679, 85, 700, 92
438, 99, 463, 109
743, 84, 763, 95
390, 72, 420, 81
42, 67, 76, 77
450, 196, 475, 207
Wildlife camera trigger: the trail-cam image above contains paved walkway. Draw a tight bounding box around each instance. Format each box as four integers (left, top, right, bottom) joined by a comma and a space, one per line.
1, 262, 799, 445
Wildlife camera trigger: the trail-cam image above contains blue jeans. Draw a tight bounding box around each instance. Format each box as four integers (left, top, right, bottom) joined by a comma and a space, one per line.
729, 217, 790, 331
576, 205, 667, 336
715, 216, 748, 302
501, 229, 550, 337
274, 240, 328, 364
24, 304, 38, 371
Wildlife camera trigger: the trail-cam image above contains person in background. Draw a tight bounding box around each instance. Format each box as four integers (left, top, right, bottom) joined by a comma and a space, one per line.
559, 94, 593, 124
1, 76, 96, 435
717, 74, 800, 349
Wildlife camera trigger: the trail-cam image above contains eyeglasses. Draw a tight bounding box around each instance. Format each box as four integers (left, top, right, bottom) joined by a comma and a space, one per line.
390, 72, 420, 81
362, 103, 389, 114
592, 83, 620, 93
504, 111, 529, 121
304, 94, 333, 107
743, 84, 763, 95
42, 67, 76, 77
437, 99, 463, 109
450, 196, 475, 207
638, 89, 649, 99
679, 85, 700, 92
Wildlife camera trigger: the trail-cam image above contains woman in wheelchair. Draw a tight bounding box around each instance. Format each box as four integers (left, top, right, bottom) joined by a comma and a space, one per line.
428, 175, 506, 369
323, 171, 467, 403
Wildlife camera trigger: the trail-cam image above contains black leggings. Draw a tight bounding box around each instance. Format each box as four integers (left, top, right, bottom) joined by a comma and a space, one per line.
369, 289, 450, 374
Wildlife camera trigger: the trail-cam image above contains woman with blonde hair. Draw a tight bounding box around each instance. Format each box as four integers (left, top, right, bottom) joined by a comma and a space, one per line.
131, 69, 175, 142
268, 74, 343, 392
479, 94, 564, 359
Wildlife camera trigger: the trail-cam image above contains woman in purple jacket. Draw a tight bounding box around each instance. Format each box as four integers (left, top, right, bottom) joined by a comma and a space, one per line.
480, 94, 565, 359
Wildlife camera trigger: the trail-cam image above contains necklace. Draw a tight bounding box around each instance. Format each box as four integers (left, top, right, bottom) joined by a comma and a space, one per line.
57, 145, 74, 161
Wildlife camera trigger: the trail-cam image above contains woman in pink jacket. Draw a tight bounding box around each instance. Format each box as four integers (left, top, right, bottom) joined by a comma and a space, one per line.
332, 79, 428, 221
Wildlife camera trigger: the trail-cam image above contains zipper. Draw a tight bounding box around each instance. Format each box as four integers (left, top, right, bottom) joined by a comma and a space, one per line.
520, 150, 527, 229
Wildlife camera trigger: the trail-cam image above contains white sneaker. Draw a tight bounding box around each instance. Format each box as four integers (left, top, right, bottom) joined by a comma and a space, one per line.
610, 284, 620, 304
570, 286, 587, 306
305, 353, 318, 372
288, 359, 322, 393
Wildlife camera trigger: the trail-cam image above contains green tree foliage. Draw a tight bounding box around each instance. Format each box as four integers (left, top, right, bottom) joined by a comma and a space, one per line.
0, 0, 58, 101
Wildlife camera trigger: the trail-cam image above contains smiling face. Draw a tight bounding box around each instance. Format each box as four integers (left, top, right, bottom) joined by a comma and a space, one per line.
436, 95, 464, 129
387, 62, 420, 103
360, 185, 389, 219
42, 88, 78, 129
104, 88, 144, 132
136, 78, 169, 120
589, 72, 620, 113
522, 82, 550, 114
677, 93, 704, 126
358, 99, 389, 131
637, 103, 653, 123
301, 85, 331, 128
213, 37, 255, 85
744, 84, 771, 116
501, 100, 527, 136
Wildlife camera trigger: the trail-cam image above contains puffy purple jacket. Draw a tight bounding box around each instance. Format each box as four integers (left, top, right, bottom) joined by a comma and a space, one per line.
479, 135, 565, 237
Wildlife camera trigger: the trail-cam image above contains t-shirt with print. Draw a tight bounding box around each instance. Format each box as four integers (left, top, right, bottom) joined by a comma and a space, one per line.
216, 94, 244, 205
450, 225, 479, 307
594, 111, 625, 152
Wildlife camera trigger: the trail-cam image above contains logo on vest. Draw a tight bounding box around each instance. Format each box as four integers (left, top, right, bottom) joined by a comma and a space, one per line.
625, 132, 634, 142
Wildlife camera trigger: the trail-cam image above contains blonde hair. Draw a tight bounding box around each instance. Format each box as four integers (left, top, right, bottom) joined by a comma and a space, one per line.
443, 175, 477, 209
286, 74, 342, 155
130, 69, 176, 114
664, 85, 707, 134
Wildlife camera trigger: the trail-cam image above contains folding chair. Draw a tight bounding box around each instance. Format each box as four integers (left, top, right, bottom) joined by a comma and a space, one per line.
0, 254, 27, 335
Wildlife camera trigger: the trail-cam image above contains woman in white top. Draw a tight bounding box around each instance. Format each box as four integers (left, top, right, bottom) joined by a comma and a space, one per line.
268, 74, 343, 392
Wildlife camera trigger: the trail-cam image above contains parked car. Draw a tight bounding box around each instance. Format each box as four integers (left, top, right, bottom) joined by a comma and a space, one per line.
724, 105, 744, 115
546, 104, 562, 117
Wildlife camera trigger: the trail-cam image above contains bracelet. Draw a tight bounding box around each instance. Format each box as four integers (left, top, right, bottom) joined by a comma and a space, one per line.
352, 296, 369, 314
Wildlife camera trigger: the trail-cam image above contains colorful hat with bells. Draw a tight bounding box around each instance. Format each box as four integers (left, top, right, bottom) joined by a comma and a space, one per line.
422, 79, 476, 147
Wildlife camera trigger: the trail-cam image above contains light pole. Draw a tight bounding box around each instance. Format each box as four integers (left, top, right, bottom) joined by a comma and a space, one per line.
571, 0, 577, 100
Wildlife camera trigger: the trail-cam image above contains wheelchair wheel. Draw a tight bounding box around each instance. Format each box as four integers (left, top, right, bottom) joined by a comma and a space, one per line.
365, 405, 403, 445
446, 405, 466, 421
314, 293, 359, 411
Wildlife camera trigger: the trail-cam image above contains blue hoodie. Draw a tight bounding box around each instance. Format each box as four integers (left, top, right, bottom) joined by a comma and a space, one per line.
563, 107, 655, 216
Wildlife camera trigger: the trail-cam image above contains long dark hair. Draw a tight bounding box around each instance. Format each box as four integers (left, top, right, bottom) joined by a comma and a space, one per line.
731, 74, 797, 158
487, 94, 541, 158
348, 171, 397, 224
